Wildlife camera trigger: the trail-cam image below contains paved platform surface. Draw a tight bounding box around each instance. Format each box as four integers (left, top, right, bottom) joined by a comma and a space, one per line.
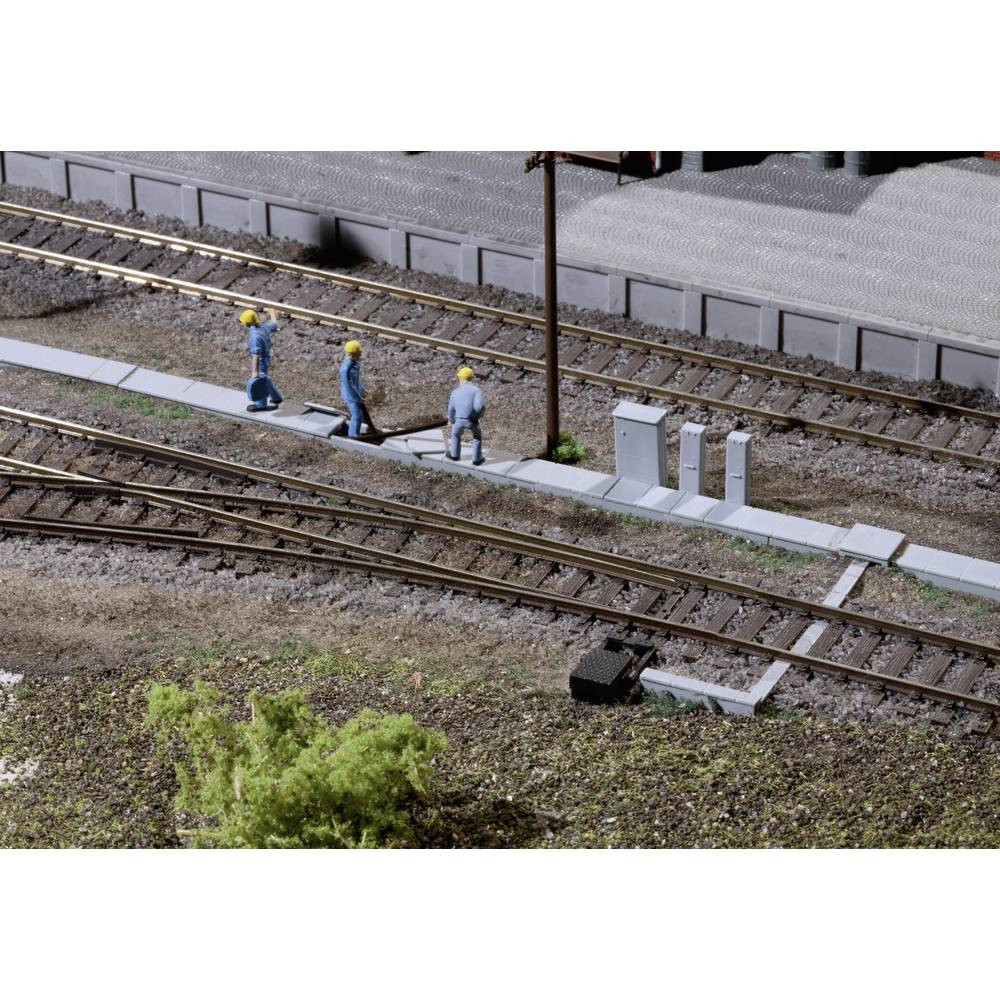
88, 151, 1000, 342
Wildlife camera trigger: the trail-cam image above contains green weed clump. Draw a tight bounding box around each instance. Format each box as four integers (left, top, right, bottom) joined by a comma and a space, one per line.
146, 680, 447, 848
551, 431, 588, 465
645, 691, 708, 717
709, 533, 818, 572
918, 580, 951, 609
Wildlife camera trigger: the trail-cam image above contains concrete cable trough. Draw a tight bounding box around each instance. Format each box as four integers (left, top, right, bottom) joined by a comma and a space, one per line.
1, 333, 998, 605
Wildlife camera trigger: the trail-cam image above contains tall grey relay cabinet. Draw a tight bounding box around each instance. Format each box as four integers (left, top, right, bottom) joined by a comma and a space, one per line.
612, 401, 669, 486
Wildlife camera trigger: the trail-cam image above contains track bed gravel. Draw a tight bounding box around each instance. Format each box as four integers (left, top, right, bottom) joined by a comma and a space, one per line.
0, 366, 997, 737
1, 183, 997, 565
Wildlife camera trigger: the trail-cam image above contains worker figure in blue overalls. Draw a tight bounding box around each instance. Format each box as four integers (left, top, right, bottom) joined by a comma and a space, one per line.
447, 366, 486, 466
340, 340, 366, 437
241, 308, 284, 412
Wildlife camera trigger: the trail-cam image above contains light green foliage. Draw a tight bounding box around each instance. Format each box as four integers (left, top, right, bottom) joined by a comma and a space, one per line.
146, 681, 448, 848
551, 431, 588, 465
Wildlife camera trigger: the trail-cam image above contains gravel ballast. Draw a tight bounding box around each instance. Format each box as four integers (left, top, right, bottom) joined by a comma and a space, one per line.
1, 183, 997, 565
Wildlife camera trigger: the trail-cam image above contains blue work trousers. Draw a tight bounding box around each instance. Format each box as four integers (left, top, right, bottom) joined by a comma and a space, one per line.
347, 400, 364, 437
450, 419, 482, 462
246, 374, 283, 409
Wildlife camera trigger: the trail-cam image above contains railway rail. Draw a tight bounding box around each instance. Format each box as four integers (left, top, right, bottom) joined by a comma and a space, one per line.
2, 201, 999, 474
1, 405, 997, 726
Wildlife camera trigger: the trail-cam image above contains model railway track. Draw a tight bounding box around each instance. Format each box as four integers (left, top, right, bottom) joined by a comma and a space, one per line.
1, 405, 998, 725
2, 200, 999, 473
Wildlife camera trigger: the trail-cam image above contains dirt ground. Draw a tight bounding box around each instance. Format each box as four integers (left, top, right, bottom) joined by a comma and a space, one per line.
3, 567, 1000, 849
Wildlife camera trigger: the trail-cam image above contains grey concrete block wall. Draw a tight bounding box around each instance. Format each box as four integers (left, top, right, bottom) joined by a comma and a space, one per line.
3, 150, 1000, 398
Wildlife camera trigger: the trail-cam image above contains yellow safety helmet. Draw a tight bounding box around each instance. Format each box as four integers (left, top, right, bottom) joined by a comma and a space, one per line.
344, 340, 363, 355
457, 366, 475, 381
239, 309, 259, 326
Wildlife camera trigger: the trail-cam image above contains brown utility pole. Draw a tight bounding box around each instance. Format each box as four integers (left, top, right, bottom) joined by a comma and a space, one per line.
525, 151, 560, 459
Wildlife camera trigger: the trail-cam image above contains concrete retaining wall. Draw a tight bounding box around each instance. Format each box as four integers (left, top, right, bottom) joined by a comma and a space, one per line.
4, 150, 999, 397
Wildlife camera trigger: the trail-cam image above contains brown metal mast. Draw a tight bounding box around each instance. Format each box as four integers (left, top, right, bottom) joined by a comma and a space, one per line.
525, 151, 560, 459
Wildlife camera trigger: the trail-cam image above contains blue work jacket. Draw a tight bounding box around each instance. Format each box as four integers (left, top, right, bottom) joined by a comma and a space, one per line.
448, 382, 485, 423
247, 322, 277, 371
340, 356, 365, 404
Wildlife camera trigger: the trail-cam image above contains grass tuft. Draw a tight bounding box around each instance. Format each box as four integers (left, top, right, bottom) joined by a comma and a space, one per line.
550, 431, 588, 465
709, 533, 818, 572
917, 580, 951, 609
645, 691, 708, 717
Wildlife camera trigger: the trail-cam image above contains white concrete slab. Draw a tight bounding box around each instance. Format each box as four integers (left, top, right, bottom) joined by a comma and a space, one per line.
401, 427, 450, 457
377, 442, 421, 465
838, 522, 906, 565
379, 436, 411, 455
959, 559, 1000, 591
464, 453, 524, 483
0, 337, 108, 381
507, 459, 616, 498
770, 514, 828, 545
258, 410, 345, 437
734, 507, 789, 540
294, 409, 346, 434
421, 453, 476, 477
801, 522, 851, 551
922, 549, 974, 585
895, 543, 938, 574
669, 493, 720, 526
634, 486, 687, 516
703, 502, 768, 544
640, 667, 757, 716
302, 401, 347, 418
325, 435, 387, 459
89, 359, 138, 386
180, 381, 249, 416
704, 501, 744, 526
120, 368, 196, 399
764, 514, 849, 554
598, 477, 656, 506
575, 474, 622, 503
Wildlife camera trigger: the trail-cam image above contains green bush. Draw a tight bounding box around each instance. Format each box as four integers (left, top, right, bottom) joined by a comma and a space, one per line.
551, 431, 588, 465
146, 680, 448, 848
